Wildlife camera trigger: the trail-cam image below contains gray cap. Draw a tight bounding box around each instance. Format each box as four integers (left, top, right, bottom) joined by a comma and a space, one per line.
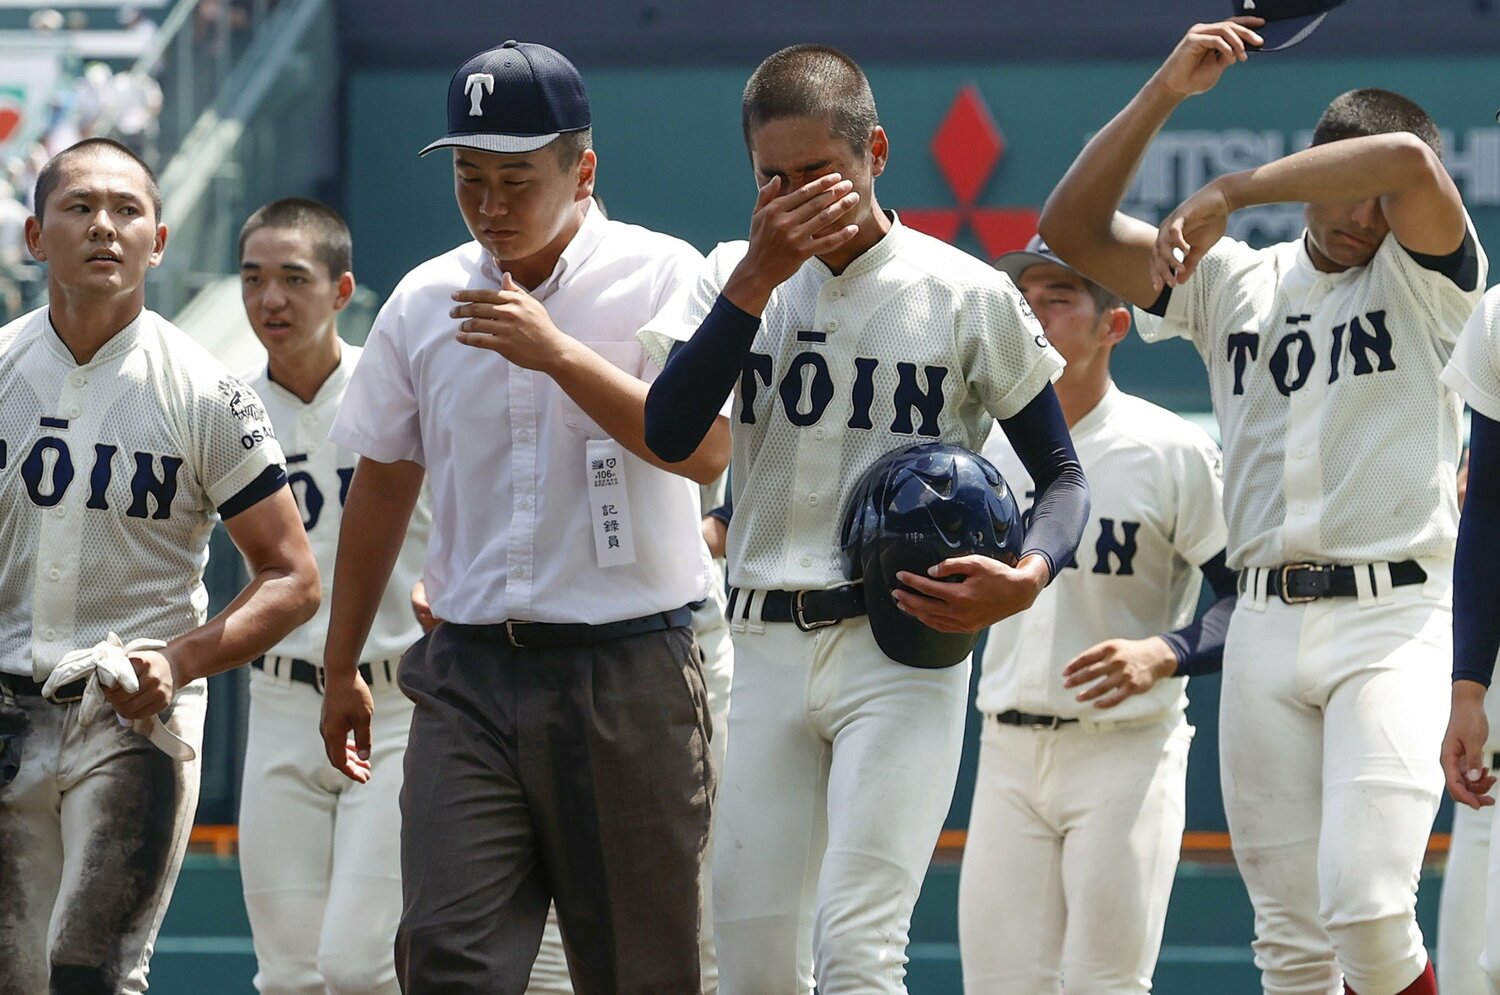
994, 234, 1078, 283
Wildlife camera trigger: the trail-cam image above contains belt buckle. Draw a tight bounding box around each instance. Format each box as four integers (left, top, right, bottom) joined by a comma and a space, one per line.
1030, 715, 1064, 730
793, 591, 838, 632
505, 620, 525, 649
1278, 563, 1324, 605
313, 662, 326, 695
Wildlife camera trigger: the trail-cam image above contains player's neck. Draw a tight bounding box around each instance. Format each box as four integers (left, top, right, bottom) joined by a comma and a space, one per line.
1054, 365, 1112, 428
817, 202, 892, 276
269, 334, 342, 404
495, 201, 587, 292
46, 285, 145, 365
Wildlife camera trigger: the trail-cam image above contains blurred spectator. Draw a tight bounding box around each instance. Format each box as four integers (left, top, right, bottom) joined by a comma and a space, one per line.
64, 11, 88, 31
27, 9, 64, 32
120, 6, 159, 50
0, 177, 29, 323
111, 71, 163, 161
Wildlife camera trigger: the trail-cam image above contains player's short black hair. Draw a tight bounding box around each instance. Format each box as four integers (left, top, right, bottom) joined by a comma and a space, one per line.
1087, 283, 1123, 315
552, 127, 592, 167
238, 197, 353, 278
32, 138, 162, 224
1312, 88, 1443, 161
741, 44, 879, 153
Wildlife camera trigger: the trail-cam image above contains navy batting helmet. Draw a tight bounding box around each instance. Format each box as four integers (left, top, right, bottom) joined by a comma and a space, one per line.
840, 442, 1025, 669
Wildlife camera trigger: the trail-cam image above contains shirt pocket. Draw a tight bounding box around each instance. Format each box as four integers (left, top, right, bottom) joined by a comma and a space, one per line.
559, 340, 646, 439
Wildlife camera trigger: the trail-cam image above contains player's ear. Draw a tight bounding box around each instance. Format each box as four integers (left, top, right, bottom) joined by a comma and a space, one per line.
868, 126, 889, 179
24, 215, 45, 263
1103, 304, 1131, 346
333, 271, 356, 312
149, 223, 168, 268
574, 148, 597, 204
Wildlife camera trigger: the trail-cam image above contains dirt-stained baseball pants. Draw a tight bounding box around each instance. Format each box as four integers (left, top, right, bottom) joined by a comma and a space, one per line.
239, 660, 412, 995
1223, 566, 1451, 995
0, 679, 206, 995
713, 611, 969, 995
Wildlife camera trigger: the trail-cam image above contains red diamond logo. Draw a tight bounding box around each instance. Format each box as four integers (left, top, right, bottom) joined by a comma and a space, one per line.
901, 85, 1036, 259
932, 85, 1003, 207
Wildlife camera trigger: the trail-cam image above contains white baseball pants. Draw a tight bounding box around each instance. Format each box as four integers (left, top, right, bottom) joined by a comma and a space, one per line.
712, 612, 969, 995
239, 662, 412, 995
1438, 799, 1492, 995
1221, 568, 1451, 995
0, 679, 206, 995
958, 711, 1192, 993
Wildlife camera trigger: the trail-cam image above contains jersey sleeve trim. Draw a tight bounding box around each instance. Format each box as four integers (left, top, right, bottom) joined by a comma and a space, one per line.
217, 464, 288, 519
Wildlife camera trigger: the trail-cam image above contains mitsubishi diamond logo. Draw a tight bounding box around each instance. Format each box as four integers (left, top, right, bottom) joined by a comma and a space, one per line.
902, 85, 1038, 259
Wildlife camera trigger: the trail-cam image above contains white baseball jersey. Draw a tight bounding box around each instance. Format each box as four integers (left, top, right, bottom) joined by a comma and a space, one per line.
247, 342, 429, 664
1135, 227, 1487, 569
0, 306, 285, 679
1443, 284, 1500, 421
331, 201, 714, 625
977, 385, 1227, 722
639, 215, 1065, 591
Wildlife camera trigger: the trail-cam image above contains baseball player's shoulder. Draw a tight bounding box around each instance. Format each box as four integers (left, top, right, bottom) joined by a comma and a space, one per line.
138, 309, 248, 382
596, 215, 704, 267
892, 222, 1011, 291
0, 305, 49, 355
1104, 390, 1220, 461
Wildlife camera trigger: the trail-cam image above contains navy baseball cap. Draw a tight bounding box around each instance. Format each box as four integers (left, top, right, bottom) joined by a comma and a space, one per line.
1233, 0, 1350, 52
994, 234, 1078, 284
420, 40, 590, 157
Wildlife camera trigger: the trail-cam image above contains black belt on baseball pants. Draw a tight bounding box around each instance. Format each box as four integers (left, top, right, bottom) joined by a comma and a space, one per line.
1241, 560, 1427, 605
251, 655, 384, 692
726, 584, 867, 631
0, 672, 88, 703
993, 709, 1079, 730
472, 605, 695, 650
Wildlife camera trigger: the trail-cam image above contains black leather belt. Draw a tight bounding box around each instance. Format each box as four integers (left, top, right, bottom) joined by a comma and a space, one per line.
473, 605, 694, 650
726, 584, 866, 631
993, 709, 1079, 730
0, 672, 87, 704
252, 656, 383, 693
1241, 561, 1427, 605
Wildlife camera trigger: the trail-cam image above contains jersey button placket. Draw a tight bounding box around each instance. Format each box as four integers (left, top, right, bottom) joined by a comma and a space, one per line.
1281, 299, 1327, 555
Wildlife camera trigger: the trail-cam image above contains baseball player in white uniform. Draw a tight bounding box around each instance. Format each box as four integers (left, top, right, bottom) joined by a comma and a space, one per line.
958, 237, 1234, 994
1439, 284, 1500, 995
640, 44, 1089, 995
0, 139, 319, 994
1040, 17, 1486, 995
235, 198, 430, 995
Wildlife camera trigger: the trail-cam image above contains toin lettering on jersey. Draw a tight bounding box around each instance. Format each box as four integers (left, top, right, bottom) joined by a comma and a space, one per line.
5, 422, 183, 519
1225, 309, 1398, 397
738, 352, 951, 436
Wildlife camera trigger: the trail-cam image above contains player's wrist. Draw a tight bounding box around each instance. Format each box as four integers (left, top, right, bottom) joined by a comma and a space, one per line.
1454, 679, 1490, 702
721, 270, 775, 317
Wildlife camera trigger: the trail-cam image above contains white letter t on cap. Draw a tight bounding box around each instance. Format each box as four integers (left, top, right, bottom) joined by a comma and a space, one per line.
465, 73, 495, 116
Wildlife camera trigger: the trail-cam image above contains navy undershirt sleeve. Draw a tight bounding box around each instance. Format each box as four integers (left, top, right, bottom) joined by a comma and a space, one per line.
706, 499, 733, 526
1455, 411, 1500, 686
1160, 550, 1236, 678
997, 385, 1090, 581
217, 465, 287, 520
644, 295, 760, 463
1405, 230, 1480, 293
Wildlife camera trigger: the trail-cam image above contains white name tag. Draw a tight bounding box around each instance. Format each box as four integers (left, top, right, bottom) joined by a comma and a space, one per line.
587, 439, 636, 568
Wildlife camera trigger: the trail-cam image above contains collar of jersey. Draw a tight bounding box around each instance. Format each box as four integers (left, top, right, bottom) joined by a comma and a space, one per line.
478, 197, 606, 301
43, 306, 146, 368
1069, 381, 1120, 441
802, 210, 903, 282
261, 340, 357, 408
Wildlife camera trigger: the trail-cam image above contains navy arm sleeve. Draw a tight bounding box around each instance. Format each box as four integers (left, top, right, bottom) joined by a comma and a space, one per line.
706, 498, 733, 526
1455, 411, 1500, 686
643, 295, 759, 463
1160, 550, 1236, 678
997, 384, 1090, 580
